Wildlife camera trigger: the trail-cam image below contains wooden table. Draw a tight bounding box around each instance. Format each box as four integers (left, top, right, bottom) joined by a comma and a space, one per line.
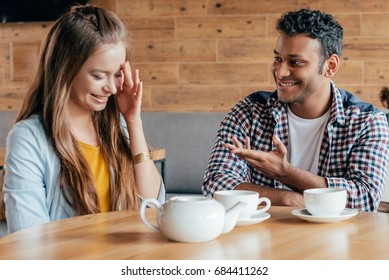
0, 206, 388, 260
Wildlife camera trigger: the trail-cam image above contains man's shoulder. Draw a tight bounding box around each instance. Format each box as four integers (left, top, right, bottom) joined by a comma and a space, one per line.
222, 90, 275, 125
230, 90, 276, 117
337, 88, 377, 113
245, 90, 275, 105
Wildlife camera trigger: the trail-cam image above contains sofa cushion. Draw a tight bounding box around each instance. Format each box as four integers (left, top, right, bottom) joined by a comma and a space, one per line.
142, 112, 225, 196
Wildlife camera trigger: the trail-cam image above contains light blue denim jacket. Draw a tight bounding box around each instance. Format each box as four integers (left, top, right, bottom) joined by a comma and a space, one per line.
1, 114, 165, 236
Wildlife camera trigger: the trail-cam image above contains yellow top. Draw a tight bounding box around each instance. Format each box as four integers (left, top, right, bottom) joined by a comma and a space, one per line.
79, 142, 111, 212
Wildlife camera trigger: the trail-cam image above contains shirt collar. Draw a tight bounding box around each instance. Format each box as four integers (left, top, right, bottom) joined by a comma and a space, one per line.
269, 81, 346, 125
329, 81, 346, 126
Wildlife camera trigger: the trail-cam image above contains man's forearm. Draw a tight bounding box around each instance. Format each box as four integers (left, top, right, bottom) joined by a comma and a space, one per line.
277, 165, 328, 193
234, 182, 305, 207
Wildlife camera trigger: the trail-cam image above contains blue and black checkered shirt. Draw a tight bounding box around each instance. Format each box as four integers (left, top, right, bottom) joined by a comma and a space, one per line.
203, 83, 389, 211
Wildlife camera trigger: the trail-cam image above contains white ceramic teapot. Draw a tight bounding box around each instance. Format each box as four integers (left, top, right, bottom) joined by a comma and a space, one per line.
140, 195, 244, 243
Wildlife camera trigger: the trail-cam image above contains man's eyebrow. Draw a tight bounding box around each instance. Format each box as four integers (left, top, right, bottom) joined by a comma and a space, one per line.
273, 49, 303, 58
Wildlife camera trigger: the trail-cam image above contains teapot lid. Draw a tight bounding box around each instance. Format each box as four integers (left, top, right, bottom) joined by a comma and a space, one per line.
169, 196, 214, 203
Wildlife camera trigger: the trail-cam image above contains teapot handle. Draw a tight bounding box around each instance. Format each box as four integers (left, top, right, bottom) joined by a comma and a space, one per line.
140, 198, 161, 233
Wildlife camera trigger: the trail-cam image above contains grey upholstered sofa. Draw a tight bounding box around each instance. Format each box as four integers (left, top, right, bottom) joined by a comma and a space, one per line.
142, 112, 225, 198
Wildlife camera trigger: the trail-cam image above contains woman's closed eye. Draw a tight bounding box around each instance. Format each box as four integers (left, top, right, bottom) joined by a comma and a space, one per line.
93, 74, 103, 80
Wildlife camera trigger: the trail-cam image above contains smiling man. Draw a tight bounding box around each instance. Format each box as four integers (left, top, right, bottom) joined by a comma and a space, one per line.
202, 9, 389, 211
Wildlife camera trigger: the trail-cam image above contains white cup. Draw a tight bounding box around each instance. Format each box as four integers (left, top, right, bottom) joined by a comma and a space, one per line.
304, 188, 347, 217
214, 190, 271, 220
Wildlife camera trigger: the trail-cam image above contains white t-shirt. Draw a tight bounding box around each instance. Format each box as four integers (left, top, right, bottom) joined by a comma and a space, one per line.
287, 106, 330, 176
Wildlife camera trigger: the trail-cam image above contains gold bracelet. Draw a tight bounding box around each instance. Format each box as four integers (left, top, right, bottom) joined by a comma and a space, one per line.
132, 151, 152, 165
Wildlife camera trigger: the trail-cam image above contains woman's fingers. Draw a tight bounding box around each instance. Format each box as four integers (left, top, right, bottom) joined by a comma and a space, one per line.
122, 61, 134, 89
137, 81, 143, 99
134, 69, 141, 95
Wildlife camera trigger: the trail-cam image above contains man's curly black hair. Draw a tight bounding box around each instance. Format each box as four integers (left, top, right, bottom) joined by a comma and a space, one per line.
276, 9, 343, 73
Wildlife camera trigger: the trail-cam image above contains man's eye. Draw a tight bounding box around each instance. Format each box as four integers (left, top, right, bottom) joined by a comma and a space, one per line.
290, 60, 302, 66
93, 75, 102, 80
273, 57, 282, 63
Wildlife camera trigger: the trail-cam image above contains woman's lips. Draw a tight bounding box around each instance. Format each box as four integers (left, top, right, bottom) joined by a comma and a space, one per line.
91, 93, 109, 103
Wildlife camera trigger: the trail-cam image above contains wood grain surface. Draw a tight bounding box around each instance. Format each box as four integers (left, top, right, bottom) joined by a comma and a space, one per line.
0, 206, 388, 260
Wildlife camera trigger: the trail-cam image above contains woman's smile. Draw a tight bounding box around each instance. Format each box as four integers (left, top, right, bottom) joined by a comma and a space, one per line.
90, 93, 110, 103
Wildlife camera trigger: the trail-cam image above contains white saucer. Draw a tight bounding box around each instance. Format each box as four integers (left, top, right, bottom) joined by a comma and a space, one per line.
291, 208, 359, 223
236, 212, 271, 226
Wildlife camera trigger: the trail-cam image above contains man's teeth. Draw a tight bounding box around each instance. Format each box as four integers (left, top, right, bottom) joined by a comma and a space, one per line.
279, 82, 296, 87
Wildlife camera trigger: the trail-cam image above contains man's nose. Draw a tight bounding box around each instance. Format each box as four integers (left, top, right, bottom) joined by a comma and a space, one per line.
275, 61, 291, 78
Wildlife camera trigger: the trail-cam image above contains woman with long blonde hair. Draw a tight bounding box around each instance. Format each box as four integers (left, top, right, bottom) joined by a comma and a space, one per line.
0, 4, 164, 235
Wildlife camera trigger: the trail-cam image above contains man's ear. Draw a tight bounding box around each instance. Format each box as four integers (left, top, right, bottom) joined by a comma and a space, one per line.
324, 54, 340, 78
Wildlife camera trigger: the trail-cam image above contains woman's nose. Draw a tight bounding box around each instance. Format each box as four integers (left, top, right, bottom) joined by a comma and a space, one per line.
103, 78, 117, 94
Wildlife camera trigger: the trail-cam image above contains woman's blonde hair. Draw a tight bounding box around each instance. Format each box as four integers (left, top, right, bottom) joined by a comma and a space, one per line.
1, 4, 139, 219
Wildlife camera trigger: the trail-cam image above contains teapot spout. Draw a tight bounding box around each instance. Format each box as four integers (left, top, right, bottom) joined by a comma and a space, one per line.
222, 201, 245, 234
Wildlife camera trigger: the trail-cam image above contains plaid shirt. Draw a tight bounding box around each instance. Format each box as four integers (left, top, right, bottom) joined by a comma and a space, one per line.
202, 83, 389, 211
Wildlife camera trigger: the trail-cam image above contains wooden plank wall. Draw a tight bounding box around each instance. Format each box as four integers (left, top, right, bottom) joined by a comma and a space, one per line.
1, 0, 389, 113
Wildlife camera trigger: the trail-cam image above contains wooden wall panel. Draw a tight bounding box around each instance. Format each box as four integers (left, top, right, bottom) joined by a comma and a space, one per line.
207, 0, 298, 15
300, 0, 389, 13
9, 42, 40, 82
117, 0, 207, 17
0, 43, 8, 86
267, 15, 282, 38
343, 38, 389, 61
179, 63, 269, 85
361, 14, 389, 37
0, 65, 4, 86
141, 86, 152, 111
218, 38, 274, 62
151, 86, 240, 111
132, 40, 217, 62
176, 16, 266, 39
335, 14, 361, 37
333, 61, 364, 85
0, 86, 26, 111
364, 61, 389, 84
133, 63, 178, 85
1, 0, 389, 112
241, 85, 277, 98
0, 22, 47, 112
122, 18, 175, 40
90, 0, 117, 11
0, 23, 52, 41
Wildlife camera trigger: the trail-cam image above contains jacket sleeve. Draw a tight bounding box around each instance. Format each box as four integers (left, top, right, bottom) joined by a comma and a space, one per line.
3, 122, 51, 233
